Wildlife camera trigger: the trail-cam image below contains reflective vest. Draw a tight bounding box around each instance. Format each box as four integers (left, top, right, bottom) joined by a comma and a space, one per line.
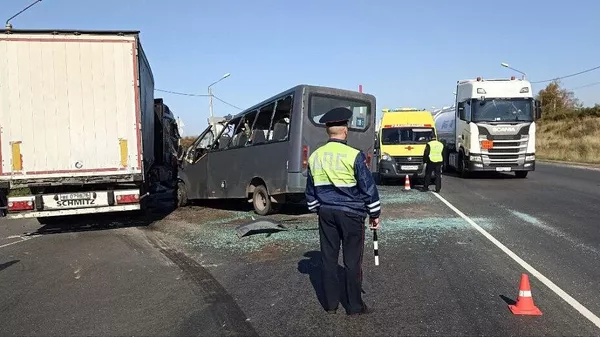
308, 142, 359, 188
427, 140, 444, 163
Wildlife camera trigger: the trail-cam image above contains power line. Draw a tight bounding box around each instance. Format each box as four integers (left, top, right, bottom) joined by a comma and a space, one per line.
154, 88, 210, 97
212, 95, 243, 110
571, 81, 600, 90
154, 88, 243, 110
531, 65, 600, 84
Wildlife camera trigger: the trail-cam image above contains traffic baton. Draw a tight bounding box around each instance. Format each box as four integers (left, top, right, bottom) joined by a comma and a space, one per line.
373, 229, 379, 266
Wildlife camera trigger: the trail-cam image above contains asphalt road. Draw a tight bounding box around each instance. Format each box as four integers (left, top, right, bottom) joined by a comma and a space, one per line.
182, 162, 600, 336
0, 213, 255, 336
438, 162, 600, 324
1, 161, 599, 336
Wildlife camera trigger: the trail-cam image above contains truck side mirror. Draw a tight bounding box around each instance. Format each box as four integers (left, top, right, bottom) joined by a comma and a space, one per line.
534, 100, 542, 120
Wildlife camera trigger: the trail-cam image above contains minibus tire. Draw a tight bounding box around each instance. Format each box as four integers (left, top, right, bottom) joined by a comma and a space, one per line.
252, 185, 272, 216
177, 181, 188, 207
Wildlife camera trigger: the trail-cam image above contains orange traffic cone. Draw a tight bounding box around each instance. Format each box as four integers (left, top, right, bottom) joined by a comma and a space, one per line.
403, 175, 411, 191
508, 273, 542, 315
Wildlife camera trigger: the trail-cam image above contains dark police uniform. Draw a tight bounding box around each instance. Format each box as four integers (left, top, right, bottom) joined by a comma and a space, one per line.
305, 107, 381, 315
422, 137, 444, 192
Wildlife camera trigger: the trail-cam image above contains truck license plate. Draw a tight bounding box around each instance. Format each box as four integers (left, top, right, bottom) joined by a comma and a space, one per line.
56, 192, 96, 207
495, 167, 512, 172
401, 165, 419, 171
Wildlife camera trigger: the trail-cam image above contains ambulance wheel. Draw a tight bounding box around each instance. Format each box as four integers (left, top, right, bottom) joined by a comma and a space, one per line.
176, 181, 188, 207
252, 185, 272, 216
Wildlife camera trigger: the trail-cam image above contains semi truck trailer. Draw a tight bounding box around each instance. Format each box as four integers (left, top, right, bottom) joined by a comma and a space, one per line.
434, 76, 542, 178
0, 29, 179, 221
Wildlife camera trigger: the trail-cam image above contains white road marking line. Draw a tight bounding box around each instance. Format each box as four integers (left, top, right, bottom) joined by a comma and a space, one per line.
433, 192, 600, 330
0, 235, 39, 249
540, 161, 600, 172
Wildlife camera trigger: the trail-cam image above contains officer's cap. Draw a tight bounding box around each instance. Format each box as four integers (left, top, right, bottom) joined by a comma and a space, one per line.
318, 107, 353, 127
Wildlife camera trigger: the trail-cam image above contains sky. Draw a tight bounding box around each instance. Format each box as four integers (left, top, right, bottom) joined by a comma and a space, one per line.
2, 0, 599, 135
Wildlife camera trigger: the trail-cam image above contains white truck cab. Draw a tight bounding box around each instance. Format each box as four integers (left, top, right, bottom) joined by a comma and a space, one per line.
434, 76, 542, 178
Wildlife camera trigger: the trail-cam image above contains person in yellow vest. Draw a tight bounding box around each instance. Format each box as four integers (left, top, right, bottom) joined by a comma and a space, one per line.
305, 107, 381, 316
422, 134, 444, 192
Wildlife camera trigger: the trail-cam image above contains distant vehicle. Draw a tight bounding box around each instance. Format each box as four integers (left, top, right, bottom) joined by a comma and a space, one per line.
375, 108, 436, 185
434, 76, 542, 178
177, 85, 377, 215
0, 29, 179, 221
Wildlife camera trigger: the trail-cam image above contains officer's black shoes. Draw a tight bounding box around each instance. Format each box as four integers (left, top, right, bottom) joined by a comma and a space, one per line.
325, 306, 338, 314
347, 304, 372, 316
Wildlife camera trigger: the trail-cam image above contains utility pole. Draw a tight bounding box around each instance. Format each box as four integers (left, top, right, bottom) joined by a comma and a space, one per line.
501, 62, 527, 80
208, 86, 214, 120
207, 73, 230, 130
5, 0, 43, 31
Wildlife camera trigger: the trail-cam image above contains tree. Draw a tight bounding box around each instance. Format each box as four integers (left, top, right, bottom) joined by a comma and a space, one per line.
535, 80, 581, 120
180, 136, 197, 149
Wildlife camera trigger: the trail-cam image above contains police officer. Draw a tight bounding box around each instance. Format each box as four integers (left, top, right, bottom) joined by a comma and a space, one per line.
305, 107, 381, 316
422, 134, 444, 192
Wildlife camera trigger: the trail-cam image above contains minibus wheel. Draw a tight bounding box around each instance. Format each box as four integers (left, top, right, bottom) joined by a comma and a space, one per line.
252, 185, 272, 216
177, 181, 188, 207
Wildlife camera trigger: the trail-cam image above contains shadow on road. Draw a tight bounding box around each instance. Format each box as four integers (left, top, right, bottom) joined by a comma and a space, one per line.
0, 260, 19, 272
190, 199, 310, 216
297, 250, 349, 313
499, 294, 517, 306
442, 171, 518, 179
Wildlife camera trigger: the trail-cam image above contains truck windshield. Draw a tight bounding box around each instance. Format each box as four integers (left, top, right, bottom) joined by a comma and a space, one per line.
381, 127, 434, 145
472, 98, 533, 123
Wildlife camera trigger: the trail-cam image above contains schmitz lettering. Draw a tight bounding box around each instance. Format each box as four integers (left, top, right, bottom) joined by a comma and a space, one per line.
57, 199, 95, 207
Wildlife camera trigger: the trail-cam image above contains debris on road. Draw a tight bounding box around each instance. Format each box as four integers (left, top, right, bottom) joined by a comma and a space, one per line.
149, 188, 496, 256
235, 219, 291, 238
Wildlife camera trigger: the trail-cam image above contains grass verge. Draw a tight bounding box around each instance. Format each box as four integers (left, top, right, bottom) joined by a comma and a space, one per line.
537, 117, 600, 164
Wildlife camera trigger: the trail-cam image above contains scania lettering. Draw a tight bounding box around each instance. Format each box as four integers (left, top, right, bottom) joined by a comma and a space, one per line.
434, 76, 542, 178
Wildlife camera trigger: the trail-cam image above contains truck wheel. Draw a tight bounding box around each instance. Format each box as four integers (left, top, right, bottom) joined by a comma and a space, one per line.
515, 171, 528, 178
252, 185, 273, 216
176, 181, 188, 207
458, 153, 470, 178
442, 151, 451, 173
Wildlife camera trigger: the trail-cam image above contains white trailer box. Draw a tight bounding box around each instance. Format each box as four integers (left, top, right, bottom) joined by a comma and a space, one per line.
0, 29, 156, 218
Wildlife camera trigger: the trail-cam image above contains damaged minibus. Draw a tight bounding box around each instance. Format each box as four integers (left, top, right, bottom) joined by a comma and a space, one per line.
177, 84, 376, 215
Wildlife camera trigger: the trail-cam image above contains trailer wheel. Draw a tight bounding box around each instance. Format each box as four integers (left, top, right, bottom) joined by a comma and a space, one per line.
252, 185, 272, 216
176, 181, 188, 207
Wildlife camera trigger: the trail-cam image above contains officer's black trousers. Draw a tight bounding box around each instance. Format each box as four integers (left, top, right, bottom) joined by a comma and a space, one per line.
318, 207, 365, 314
424, 162, 442, 192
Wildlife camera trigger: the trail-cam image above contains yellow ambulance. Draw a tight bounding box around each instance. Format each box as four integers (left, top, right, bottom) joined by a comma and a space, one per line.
375, 108, 437, 185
